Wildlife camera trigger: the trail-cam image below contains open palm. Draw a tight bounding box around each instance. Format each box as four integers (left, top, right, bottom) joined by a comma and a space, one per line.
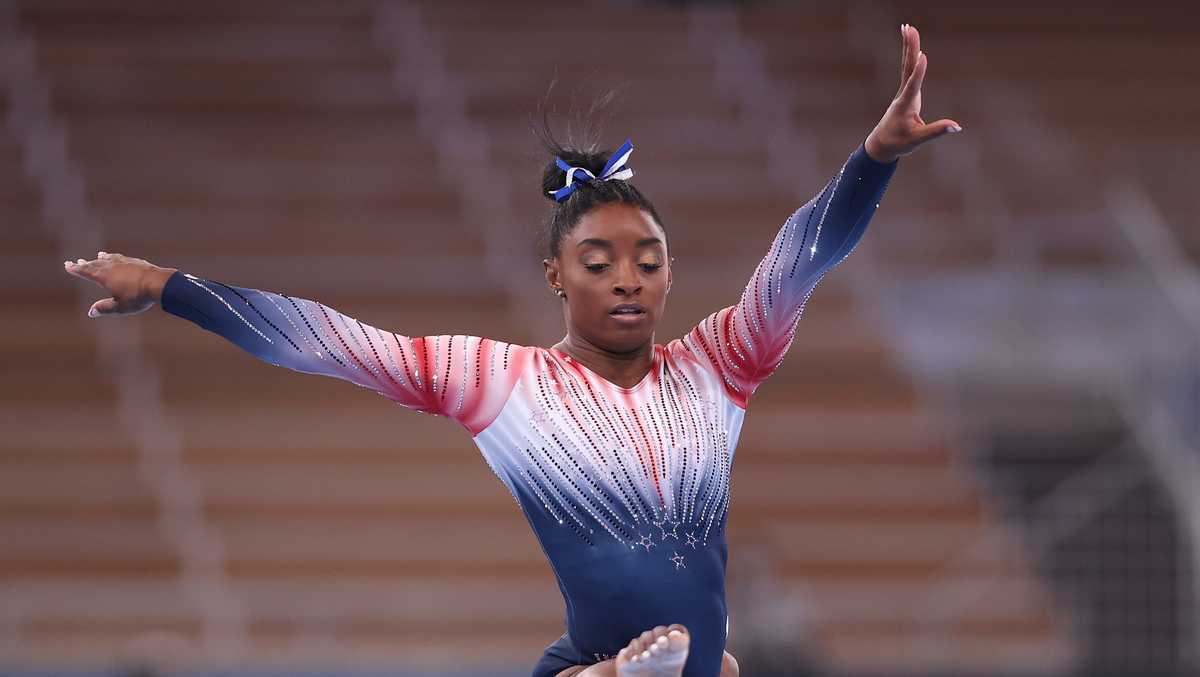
866, 24, 962, 163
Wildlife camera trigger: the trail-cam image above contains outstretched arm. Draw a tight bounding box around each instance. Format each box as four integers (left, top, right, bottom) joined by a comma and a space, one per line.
678, 143, 898, 406
159, 270, 525, 431
676, 23, 960, 406
63, 254, 524, 433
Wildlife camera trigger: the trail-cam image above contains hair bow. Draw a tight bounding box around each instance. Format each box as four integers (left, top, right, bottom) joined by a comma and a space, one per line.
548, 138, 635, 202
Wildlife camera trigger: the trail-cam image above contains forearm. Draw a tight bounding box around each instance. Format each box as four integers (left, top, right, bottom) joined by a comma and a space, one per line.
158, 270, 399, 392
796, 141, 896, 283
681, 141, 899, 403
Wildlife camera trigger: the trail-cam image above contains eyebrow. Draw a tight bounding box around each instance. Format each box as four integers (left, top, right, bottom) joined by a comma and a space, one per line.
577, 237, 663, 249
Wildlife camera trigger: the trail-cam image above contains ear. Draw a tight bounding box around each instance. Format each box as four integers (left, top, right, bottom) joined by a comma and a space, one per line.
667, 257, 674, 293
543, 257, 560, 290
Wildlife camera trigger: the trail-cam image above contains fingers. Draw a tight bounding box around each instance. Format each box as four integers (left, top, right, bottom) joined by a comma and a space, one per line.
64, 257, 99, 280
917, 119, 964, 144
899, 24, 921, 90
88, 297, 118, 318
897, 49, 927, 108
63, 251, 119, 279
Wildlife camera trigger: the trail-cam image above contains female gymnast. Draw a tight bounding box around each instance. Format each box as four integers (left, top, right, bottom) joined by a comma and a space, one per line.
63, 24, 958, 677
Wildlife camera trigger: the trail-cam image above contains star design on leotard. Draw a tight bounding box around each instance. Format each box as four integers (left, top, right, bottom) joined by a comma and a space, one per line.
636, 533, 656, 552
670, 551, 686, 570
685, 532, 699, 549
659, 516, 681, 541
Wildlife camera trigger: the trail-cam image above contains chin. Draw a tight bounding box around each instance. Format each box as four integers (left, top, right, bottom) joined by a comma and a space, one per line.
603, 328, 656, 351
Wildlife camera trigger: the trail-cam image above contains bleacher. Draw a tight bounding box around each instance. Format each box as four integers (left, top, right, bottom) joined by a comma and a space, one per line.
4, 0, 1194, 673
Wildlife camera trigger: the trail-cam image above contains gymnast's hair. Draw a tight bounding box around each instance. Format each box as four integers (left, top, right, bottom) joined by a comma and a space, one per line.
532, 87, 667, 260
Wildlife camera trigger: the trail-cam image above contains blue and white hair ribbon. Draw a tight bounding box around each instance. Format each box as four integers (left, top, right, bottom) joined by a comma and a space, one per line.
548, 138, 635, 202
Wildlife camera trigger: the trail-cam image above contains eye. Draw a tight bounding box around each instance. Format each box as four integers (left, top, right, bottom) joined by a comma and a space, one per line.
640, 263, 663, 272
584, 263, 609, 273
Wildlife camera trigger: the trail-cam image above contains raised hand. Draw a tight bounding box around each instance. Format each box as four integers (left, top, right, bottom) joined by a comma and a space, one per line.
864, 23, 962, 164
62, 251, 177, 318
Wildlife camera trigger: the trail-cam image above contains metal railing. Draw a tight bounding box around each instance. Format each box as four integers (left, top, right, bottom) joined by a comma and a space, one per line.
0, 0, 245, 658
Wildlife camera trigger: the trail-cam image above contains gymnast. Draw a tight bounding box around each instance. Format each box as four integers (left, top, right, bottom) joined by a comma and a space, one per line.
64, 23, 958, 677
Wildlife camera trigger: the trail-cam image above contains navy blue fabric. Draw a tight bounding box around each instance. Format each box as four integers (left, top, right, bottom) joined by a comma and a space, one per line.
531, 633, 589, 677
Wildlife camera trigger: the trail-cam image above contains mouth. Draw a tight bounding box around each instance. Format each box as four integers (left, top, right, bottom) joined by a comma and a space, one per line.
608, 303, 647, 322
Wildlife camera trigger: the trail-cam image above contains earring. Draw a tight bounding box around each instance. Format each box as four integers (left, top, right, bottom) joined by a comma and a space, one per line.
554, 287, 565, 297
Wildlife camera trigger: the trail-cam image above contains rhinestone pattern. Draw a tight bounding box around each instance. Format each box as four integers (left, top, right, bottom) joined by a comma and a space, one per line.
158, 142, 898, 671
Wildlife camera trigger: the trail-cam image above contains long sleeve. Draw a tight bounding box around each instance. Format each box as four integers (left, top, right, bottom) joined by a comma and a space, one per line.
676, 141, 898, 408
159, 271, 527, 434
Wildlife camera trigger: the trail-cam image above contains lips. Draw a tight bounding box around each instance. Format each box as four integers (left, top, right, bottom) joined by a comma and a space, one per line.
609, 303, 646, 316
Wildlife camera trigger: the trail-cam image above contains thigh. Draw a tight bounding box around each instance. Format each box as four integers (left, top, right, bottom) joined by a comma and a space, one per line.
721, 650, 740, 677
532, 633, 590, 677
557, 663, 614, 677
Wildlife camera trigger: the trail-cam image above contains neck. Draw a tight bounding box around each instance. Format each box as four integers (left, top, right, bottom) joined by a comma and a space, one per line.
553, 333, 655, 389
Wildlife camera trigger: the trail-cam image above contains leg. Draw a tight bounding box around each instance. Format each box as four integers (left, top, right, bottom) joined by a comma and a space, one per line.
556, 662, 614, 677
558, 647, 734, 677
556, 624, 691, 677
720, 651, 739, 677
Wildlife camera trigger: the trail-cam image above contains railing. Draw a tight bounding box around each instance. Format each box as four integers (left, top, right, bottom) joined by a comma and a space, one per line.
0, 0, 245, 656
371, 0, 552, 341
843, 0, 1199, 669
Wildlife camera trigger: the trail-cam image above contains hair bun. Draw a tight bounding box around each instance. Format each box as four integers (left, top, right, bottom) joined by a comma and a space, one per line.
540, 148, 612, 203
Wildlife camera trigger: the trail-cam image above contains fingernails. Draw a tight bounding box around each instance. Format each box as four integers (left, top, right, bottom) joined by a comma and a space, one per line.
87, 308, 98, 318
948, 124, 963, 133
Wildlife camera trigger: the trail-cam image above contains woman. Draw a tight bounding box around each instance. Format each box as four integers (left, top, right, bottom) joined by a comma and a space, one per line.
64, 23, 958, 677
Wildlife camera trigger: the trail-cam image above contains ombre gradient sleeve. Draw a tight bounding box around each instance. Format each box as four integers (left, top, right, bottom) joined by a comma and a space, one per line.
675, 142, 899, 408
159, 271, 528, 435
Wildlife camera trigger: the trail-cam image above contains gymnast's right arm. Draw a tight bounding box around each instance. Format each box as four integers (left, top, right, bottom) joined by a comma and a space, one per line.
62, 252, 526, 432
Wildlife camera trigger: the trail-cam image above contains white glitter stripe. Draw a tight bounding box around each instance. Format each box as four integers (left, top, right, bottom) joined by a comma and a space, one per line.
296, 301, 352, 368
810, 164, 845, 261
186, 277, 273, 345
365, 323, 410, 389
261, 292, 323, 359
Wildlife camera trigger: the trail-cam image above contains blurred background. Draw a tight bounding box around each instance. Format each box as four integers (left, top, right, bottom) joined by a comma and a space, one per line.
2, 0, 1198, 675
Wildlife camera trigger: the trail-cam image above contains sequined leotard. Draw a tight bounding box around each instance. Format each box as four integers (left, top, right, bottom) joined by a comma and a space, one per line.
160, 142, 898, 676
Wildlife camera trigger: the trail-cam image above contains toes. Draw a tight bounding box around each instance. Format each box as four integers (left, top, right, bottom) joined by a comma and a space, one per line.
649, 635, 669, 656
667, 629, 689, 653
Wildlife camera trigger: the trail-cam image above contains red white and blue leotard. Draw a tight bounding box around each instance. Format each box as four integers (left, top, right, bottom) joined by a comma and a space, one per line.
160, 142, 897, 676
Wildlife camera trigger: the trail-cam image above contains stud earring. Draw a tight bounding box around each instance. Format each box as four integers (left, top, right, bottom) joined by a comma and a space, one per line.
554, 287, 565, 297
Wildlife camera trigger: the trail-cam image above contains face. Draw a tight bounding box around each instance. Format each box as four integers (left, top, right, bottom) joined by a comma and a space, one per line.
544, 203, 672, 354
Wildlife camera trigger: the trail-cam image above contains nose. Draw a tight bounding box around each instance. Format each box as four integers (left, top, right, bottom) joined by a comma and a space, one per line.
612, 261, 642, 297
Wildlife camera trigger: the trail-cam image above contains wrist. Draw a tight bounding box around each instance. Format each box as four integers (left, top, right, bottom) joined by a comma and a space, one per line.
143, 266, 178, 303
864, 133, 899, 164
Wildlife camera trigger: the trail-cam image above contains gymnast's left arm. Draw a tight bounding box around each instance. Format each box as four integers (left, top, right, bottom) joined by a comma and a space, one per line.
679, 23, 962, 405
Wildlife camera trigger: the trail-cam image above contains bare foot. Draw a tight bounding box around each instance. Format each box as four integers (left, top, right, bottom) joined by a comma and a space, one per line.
615, 624, 689, 676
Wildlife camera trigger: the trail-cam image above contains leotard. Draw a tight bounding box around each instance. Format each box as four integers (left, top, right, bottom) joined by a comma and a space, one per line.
160, 141, 898, 676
